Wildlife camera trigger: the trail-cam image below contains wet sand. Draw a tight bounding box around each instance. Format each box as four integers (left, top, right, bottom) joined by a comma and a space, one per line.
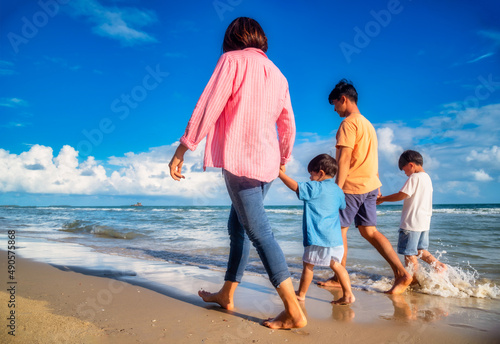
1, 250, 500, 344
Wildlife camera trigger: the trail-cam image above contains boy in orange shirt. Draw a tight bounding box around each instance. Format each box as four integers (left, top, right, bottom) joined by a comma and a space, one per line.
318, 79, 412, 294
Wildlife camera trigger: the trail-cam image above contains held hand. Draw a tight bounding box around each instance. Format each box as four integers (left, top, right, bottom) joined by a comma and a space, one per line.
280, 165, 286, 174
376, 196, 384, 205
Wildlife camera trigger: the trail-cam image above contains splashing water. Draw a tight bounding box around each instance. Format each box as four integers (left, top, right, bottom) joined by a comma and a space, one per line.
344, 250, 500, 299
415, 263, 500, 299
399, 251, 500, 298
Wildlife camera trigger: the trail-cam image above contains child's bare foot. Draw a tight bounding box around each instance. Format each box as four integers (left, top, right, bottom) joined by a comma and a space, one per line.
262, 310, 307, 329
435, 262, 448, 273
198, 289, 234, 310
317, 276, 341, 288
385, 273, 413, 295
295, 291, 306, 301
331, 294, 355, 305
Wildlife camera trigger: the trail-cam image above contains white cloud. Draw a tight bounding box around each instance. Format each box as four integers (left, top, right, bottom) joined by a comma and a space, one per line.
0, 60, 15, 76
467, 146, 500, 166
471, 169, 494, 182
435, 181, 480, 198
67, 0, 158, 46
297, 104, 499, 200
478, 30, 500, 47
0, 142, 227, 205
1, 103, 499, 205
106, 142, 227, 203
43, 56, 82, 71
2, 122, 29, 128
467, 52, 495, 64
0, 145, 108, 194
377, 127, 403, 163
280, 135, 337, 184
285, 103, 498, 200
0, 98, 28, 108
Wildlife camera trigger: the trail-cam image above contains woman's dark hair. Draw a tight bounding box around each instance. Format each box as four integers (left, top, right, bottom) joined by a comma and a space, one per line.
308, 154, 338, 177
398, 150, 424, 170
328, 79, 358, 105
223, 17, 268, 53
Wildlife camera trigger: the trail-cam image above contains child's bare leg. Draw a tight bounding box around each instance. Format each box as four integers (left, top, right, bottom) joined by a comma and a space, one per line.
297, 262, 314, 301
404, 255, 419, 285
198, 280, 238, 310
330, 260, 355, 304
262, 278, 307, 329
418, 250, 447, 272
318, 227, 348, 287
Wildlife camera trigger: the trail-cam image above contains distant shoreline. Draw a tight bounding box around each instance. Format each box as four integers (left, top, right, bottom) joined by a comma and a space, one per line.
1, 203, 500, 208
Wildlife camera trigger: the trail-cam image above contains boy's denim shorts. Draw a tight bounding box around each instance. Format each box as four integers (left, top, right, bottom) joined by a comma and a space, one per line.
339, 189, 378, 228
397, 229, 429, 256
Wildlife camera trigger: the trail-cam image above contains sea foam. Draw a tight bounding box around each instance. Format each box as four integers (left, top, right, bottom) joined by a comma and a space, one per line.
415, 263, 500, 299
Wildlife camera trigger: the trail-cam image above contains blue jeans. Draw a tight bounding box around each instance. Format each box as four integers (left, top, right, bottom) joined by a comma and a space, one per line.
223, 170, 290, 288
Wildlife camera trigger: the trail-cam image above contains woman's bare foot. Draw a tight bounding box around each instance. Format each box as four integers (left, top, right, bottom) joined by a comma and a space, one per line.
385, 273, 413, 294
262, 310, 307, 329
198, 290, 234, 310
331, 294, 355, 305
317, 276, 341, 288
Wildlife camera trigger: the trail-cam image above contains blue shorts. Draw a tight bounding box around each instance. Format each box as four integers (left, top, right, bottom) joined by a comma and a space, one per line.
303, 245, 344, 267
339, 189, 378, 228
397, 229, 430, 256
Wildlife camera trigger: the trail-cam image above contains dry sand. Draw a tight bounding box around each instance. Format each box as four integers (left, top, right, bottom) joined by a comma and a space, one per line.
1, 255, 499, 344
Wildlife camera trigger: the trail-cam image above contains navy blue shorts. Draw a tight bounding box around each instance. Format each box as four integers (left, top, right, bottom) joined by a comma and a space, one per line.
340, 189, 378, 228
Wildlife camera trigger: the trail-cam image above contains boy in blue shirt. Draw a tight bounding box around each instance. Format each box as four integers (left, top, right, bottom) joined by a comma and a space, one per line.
280, 154, 355, 304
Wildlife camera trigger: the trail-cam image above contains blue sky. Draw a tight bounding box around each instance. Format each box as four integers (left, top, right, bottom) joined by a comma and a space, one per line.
1, 0, 499, 206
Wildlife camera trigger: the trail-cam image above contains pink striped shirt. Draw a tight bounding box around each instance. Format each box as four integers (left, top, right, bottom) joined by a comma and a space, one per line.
180, 48, 296, 182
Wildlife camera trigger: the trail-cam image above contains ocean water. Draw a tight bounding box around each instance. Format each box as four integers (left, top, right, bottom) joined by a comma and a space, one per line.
1, 203, 499, 299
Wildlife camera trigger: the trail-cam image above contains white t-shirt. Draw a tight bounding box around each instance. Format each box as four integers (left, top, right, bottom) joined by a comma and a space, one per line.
400, 172, 433, 231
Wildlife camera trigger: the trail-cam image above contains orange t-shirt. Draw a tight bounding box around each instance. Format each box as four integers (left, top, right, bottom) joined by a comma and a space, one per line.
335, 113, 382, 194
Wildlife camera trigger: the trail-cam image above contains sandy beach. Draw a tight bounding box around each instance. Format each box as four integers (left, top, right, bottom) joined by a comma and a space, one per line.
2, 249, 499, 344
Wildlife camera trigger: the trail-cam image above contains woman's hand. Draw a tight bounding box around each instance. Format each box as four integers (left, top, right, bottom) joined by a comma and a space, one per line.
169, 144, 188, 181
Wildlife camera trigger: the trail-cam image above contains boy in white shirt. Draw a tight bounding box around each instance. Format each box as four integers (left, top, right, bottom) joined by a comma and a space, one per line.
377, 150, 447, 284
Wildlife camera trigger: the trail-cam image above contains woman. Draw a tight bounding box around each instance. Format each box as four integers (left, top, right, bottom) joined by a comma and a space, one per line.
169, 17, 306, 329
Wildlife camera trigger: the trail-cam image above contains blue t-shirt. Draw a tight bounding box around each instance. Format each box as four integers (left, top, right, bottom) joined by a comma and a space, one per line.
297, 178, 346, 248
